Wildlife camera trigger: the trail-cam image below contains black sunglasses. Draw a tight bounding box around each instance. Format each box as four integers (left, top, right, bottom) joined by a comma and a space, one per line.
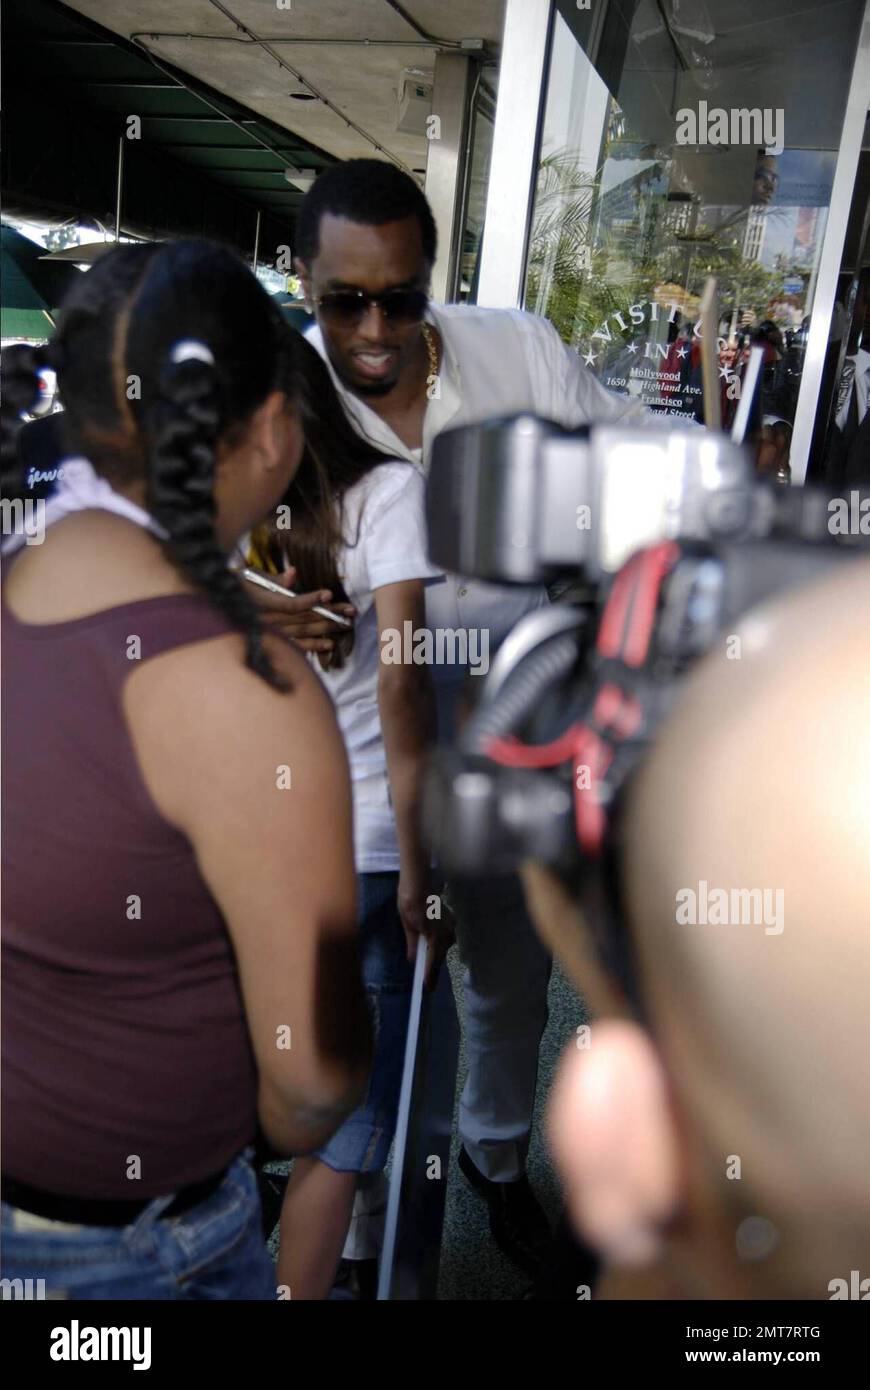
314, 287, 429, 327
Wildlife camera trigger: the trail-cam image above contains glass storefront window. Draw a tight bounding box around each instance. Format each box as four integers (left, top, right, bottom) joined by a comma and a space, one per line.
525, 0, 866, 479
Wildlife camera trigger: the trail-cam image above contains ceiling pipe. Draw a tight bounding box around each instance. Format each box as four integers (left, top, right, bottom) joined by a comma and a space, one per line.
203, 0, 415, 171
381, 0, 458, 46
120, 33, 451, 50
136, 0, 466, 47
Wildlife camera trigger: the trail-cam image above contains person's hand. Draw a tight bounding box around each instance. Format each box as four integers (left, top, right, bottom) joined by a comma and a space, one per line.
251, 565, 355, 656
397, 875, 455, 989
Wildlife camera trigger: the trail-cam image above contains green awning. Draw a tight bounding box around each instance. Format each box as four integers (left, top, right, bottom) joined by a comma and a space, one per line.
0, 306, 56, 340
1, 225, 83, 339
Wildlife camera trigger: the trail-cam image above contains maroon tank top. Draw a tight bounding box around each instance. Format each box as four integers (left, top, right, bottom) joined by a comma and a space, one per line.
1, 586, 259, 1198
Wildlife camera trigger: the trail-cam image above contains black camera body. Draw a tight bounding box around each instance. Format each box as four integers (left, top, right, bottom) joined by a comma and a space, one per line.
423, 415, 868, 877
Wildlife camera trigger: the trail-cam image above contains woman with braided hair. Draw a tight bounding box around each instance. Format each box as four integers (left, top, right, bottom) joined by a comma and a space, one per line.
249, 336, 449, 1300
0, 239, 372, 1300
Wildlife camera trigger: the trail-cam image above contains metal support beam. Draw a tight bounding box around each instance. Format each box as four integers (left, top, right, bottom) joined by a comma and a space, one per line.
476, 0, 552, 308
790, 2, 870, 483
115, 134, 124, 240
425, 53, 473, 304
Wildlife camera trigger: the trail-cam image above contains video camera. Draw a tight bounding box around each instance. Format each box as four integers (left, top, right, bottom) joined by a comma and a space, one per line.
422, 414, 868, 879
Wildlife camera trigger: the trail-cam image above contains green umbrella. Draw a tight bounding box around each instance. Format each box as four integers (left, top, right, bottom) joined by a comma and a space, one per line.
1, 224, 83, 340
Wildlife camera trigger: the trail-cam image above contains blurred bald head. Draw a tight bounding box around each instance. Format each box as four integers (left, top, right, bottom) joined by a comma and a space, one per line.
624, 557, 870, 1294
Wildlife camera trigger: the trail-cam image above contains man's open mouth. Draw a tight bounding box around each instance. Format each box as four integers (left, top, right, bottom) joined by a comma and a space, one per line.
351, 348, 399, 378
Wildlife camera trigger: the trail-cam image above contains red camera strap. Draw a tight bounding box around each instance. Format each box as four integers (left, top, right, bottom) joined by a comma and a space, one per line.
485, 541, 680, 853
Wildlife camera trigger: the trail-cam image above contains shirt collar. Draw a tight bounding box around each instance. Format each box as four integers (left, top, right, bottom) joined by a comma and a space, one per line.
0, 455, 167, 557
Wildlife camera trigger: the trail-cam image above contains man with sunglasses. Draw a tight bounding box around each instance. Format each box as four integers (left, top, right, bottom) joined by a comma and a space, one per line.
286, 158, 646, 1285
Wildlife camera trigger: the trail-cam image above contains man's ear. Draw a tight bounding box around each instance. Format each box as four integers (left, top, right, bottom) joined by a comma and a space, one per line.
547, 1020, 681, 1268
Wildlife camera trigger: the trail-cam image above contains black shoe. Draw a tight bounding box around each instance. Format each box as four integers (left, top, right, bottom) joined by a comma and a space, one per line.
458, 1146, 550, 1276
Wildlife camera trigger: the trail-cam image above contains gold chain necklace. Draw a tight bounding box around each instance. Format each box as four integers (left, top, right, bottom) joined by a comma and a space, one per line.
421, 321, 440, 378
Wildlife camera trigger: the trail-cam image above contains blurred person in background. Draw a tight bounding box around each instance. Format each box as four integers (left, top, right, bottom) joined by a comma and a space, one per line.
752, 152, 780, 206
0, 239, 371, 1300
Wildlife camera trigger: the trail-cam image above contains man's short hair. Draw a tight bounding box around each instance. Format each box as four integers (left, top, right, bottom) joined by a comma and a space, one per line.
296, 159, 438, 267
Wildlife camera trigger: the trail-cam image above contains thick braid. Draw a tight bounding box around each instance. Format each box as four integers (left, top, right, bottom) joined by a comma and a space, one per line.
145, 355, 285, 690
0, 344, 47, 501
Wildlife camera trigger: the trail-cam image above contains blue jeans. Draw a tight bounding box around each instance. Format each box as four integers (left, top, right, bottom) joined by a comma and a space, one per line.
316, 871, 414, 1173
0, 1150, 275, 1300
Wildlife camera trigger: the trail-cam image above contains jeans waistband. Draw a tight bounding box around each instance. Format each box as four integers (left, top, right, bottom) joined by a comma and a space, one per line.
1, 1166, 231, 1229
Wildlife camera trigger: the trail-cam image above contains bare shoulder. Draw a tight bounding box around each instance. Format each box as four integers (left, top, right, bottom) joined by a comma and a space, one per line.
4, 511, 195, 622
123, 624, 348, 833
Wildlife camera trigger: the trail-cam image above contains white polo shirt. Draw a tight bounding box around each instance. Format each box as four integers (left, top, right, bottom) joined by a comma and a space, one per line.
306, 304, 646, 735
